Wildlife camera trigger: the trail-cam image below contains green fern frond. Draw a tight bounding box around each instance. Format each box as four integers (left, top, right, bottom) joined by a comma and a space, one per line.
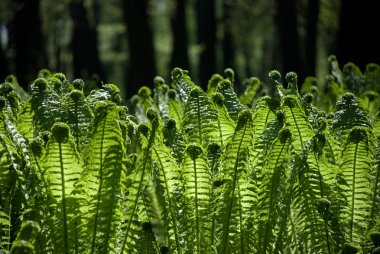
120, 123, 156, 253
182, 87, 219, 147
339, 127, 373, 246
239, 77, 261, 107
364, 63, 380, 93
181, 144, 212, 253
171, 68, 196, 104
370, 146, 380, 229
281, 95, 315, 154
150, 120, 184, 253
216, 80, 245, 121
163, 119, 187, 165
76, 101, 127, 253
292, 133, 340, 253
212, 93, 236, 146
135, 222, 160, 254
361, 91, 379, 120
342, 63, 365, 95
206, 74, 223, 96
331, 93, 371, 140
216, 110, 254, 253
328, 55, 344, 85
0, 209, 11, 252
167, 89, 184, 130
61, 89, 94, 150
9, 221, 40, 254
252, 96, 278, 140
153, 76, 170, 121
43, 122, 83, 253
255, 128, 292, 254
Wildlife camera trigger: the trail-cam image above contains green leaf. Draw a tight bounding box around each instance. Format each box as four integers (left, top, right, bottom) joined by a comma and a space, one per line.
151, 122, 184, 253
10, 221, 40, 254
171, 68, 196, 104
292, 133, 340, 253
182, 87, 219, 147
331, 93, 371, 140
43, 122, 83, 253
255, 128, 292, 253
216, 80, 245, 121
120, 123, 156, 253
61, 90, 94, 151
77, 101, 126, 253
216, 110, 254, 253
181, 144, 212, 253
212, 93, 236, 146
281, 95, 315, 154
339, 127, 373, 246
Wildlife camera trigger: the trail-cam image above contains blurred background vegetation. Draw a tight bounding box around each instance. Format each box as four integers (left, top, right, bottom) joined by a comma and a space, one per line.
0, 0, 379, 99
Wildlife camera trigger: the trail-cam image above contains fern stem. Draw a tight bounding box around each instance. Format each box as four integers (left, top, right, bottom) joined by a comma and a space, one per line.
370, 158, 380, 226
192, 150, 201, 253
221, 123, 248, 254
237, 185, 245, 254
90, 112, 106, 254
349, 142, 359, 242
58, 141, 69, 254
262, 141, 286, 253
74, 101, 79, 148
196, 94, 202, 143
314, 154, 332, 253
120, 128, 156, 253
289, 107, 304, 148
153, 148, 181, 253
326, 140, 337, 165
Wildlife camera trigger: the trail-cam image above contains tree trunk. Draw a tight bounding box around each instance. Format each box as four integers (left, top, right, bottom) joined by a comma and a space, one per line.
9, 0, 47, 89
0, 33, 9, 82
196, 0, 216, 89
123, 0, 156, 98
223, 0, 235, 72
336, 0, 380, 70
305, 0, 320, 77
170, 0, 189, 70
69, 0, 103, 80
275, 0, 303, 87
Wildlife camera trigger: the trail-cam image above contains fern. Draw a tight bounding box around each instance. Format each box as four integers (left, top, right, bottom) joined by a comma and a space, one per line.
281, 95, 315, 154
255, 128, 292, 253
76, 101, 126, 253
182, 87, 219, 147
42, 122, 83, 253
215, 110, 254, 253
338, 127, 374, 247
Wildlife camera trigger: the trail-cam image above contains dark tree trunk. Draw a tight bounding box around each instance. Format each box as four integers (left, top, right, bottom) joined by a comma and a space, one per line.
336, 0, 380, 70
9, 0, 47, 89
170, 0, 189, 70
275, 0, 303, 87
223, 0, 235, 71
196, 0, 216, 89
305, 0, 320, 77
123, 0, 156, 98
69, 0, 102, 80
0, 35, 9, 82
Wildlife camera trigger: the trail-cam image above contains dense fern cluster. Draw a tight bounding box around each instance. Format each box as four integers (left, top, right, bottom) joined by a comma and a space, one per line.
1, 56, 380, 253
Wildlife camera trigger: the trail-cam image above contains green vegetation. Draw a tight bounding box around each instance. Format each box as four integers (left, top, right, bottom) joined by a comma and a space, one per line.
0, 57, 380, 253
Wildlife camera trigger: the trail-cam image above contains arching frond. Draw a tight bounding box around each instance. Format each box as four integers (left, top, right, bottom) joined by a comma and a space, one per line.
281, 95, 315, 154
76, 101, 127, 253
181, 144, 212, 253
255, 129, 292, 254
338, 127, 373, 246
182, 87, 219, 147
215, 110, 254, 253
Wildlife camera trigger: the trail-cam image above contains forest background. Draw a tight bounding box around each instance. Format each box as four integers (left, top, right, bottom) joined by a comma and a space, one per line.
0, 0, 379, 99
